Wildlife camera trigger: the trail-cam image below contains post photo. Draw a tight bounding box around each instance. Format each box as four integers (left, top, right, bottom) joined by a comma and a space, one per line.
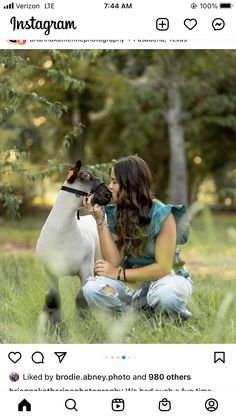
0, 49, 235, 344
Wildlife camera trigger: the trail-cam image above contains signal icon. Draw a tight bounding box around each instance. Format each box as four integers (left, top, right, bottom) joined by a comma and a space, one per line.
3, 2, 14, 9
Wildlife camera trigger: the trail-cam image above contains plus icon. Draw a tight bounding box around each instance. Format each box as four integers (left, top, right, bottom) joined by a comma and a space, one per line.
156, 18, 169, 31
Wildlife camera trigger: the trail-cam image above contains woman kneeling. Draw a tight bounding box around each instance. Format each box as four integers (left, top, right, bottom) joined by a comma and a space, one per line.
82, 156, 193, 318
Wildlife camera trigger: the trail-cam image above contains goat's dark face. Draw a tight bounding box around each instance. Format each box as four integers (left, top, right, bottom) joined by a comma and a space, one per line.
66, 161, 111, 206
90, 178, 112, 206
78, 170, 111, 206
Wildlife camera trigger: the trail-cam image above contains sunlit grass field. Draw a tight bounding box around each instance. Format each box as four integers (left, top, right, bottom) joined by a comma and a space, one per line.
0, 211, 235, 343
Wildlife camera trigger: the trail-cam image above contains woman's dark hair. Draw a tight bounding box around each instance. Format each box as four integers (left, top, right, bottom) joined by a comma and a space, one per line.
113, 156, 154, 256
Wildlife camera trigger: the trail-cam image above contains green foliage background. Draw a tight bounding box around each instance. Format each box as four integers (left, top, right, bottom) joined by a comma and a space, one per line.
0, 49, 235, 217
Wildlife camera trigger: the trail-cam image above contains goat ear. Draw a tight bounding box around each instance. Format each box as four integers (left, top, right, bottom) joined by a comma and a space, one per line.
66, 168, 75, 183
66, 160, 82, 183
75, 160, 82, 171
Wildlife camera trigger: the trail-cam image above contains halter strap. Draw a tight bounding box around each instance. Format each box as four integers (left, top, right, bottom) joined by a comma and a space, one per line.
61, 186, 90, 197
61, 180, 105, 198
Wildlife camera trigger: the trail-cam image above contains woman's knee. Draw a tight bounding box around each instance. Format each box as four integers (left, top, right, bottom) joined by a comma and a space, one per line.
147, 287, 176, 311
101, 285, 116, 295
81, 279, 122, 311
82, 280, 100, 302
146, 280, 191, 316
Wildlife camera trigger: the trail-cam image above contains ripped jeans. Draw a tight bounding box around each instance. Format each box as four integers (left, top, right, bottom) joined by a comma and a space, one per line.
82, 272, 193, 318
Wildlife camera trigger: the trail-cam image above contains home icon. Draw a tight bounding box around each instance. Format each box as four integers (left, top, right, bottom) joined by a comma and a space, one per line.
18, 399, 31, 412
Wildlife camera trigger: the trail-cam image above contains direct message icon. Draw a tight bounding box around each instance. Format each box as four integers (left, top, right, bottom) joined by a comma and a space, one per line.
54, 352, 67, 363
159, 398, 171, 411
112, 399, 125, 411
212, 18, 225, 30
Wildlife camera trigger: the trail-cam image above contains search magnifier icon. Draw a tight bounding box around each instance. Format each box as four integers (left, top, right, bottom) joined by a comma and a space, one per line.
65, 399, 78, 411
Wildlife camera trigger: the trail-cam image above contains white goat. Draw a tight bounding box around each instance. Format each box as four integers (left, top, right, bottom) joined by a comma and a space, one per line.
36, 161, 111, 325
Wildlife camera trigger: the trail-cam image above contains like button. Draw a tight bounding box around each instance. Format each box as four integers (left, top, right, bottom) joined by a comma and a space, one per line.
8, 352, 22, 363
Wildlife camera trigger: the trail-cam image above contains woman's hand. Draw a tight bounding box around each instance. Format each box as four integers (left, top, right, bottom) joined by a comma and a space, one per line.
94, 259, 118, 279
83, 195, 105, 224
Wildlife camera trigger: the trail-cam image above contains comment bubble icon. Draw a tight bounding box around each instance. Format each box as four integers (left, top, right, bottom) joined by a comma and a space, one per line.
31, 351, 44, 364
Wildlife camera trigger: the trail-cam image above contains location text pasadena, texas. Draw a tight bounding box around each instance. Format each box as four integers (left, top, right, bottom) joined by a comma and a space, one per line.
10, 16, 77, 36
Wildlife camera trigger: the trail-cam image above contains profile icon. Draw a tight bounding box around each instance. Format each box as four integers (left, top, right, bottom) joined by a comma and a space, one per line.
205, 398, 218, 412
7, 40, 27, 45
9, 372, 20, 382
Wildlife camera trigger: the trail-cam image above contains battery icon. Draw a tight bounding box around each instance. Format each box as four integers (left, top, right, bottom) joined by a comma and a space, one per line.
219, 3, 232, 7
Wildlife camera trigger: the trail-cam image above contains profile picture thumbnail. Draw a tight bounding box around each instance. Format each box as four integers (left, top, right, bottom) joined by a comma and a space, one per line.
7, 40, 27, 45
9, 372, 20, 382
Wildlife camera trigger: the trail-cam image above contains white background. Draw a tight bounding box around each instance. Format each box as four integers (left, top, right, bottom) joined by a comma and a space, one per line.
1, 344, 236, 418
0, 0, 235, 48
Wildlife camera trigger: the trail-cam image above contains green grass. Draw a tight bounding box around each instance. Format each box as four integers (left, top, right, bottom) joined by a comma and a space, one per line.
0, 215, 45, 241
0, 212, 235, 343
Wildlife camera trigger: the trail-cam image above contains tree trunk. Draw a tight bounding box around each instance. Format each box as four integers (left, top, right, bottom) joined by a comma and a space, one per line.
164, 52, 188, 205
69, 105, 87, 164
189, 175, 201, 204
60, 85, 91, 165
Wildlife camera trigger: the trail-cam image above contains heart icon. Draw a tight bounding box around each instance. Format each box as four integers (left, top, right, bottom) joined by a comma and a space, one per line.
184, 18, 197, 30
8, 352, 22, 363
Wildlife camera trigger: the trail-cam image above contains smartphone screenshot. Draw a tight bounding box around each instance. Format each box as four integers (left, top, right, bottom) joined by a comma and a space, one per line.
0, 1, 235, 417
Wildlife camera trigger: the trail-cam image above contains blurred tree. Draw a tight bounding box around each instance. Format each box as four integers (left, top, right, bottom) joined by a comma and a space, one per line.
161, 51, 188, 205
183, 50, 236, 203
86, 50, 236, 205
0, 50, 103, 216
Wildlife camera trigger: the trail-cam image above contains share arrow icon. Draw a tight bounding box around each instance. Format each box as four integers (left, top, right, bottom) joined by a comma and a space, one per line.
54, 352, 67, 363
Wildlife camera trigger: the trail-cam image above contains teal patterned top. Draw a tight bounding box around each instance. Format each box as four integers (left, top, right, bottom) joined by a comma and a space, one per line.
105, 199, 190, 278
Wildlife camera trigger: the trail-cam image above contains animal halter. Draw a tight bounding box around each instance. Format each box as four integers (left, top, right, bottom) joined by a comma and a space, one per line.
61, 179, 107, 220
61, 178, 106, 199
